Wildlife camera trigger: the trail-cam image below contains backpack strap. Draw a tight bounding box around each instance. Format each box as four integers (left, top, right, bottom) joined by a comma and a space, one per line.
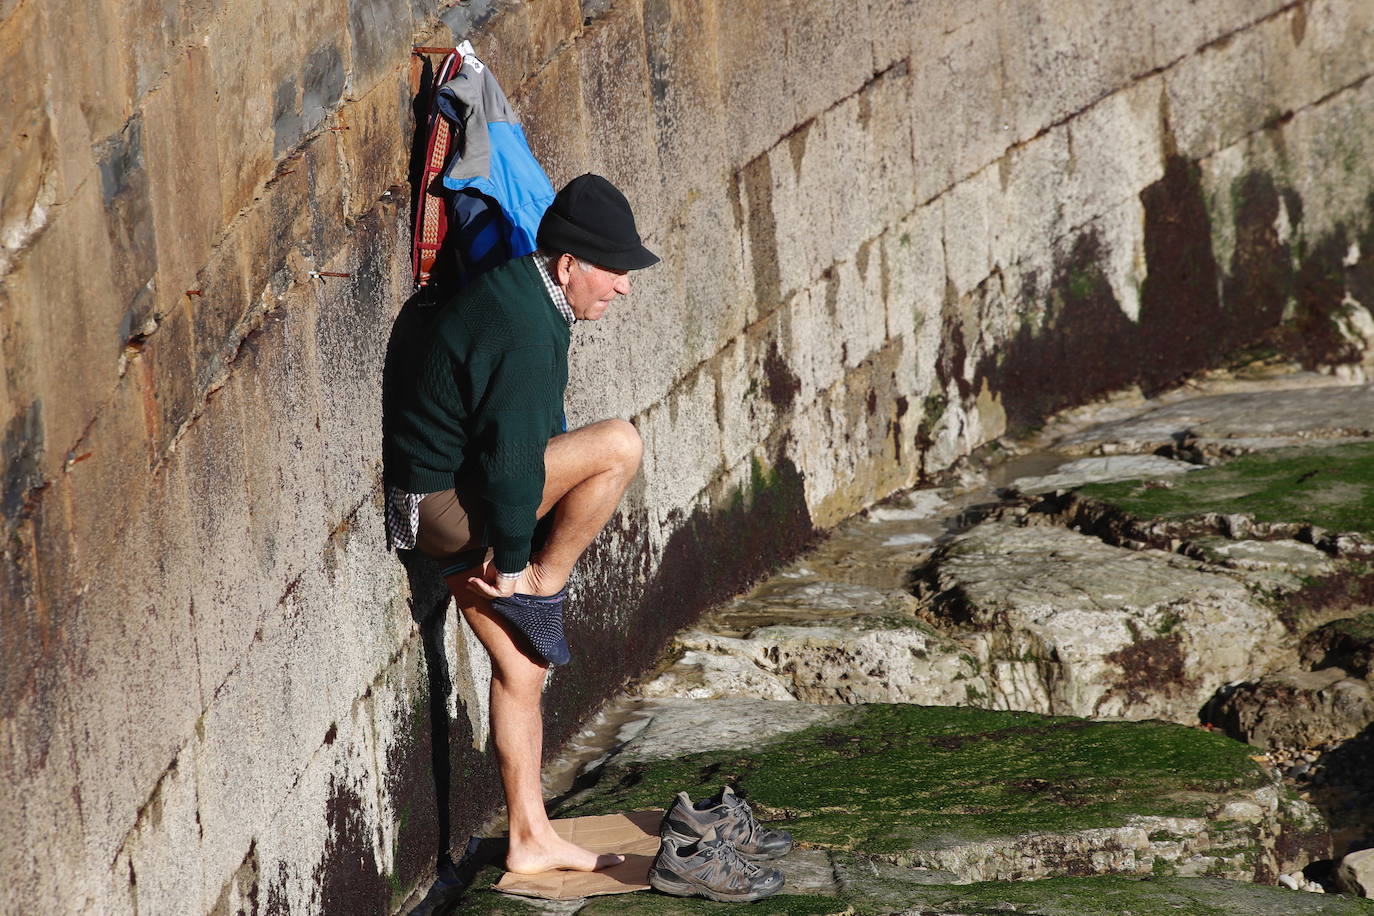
411, 49, 462, 290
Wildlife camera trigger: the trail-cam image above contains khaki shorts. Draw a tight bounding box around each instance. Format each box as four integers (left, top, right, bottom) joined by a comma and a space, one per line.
416, 489, 555, 577
416, 489, 488, 576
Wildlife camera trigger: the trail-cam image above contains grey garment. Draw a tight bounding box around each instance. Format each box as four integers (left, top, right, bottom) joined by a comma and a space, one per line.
663, 786, 794, 860
649, 827, 785, 903
436, 54, 516, 186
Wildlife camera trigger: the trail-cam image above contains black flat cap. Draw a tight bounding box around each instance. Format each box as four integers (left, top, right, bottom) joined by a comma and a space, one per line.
536, 173, 659, 270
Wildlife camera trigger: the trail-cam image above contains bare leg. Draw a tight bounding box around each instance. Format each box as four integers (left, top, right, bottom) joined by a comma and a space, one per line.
517, 418, 643, 596
447, 419, 642, 872
451, 572, 625, 873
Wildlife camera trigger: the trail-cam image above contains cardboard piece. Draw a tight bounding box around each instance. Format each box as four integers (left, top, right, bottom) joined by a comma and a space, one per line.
494, 810, 664, 900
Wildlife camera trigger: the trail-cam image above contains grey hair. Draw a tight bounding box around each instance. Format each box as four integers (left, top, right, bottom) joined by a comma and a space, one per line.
538, 249, 594, 272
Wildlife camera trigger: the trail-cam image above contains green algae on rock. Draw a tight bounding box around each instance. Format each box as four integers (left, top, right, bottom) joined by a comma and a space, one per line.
554, 701, 1315, 884
1076, 442, 1374, 538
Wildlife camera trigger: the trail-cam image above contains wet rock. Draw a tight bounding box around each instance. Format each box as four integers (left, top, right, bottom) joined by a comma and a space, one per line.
557, 700, 1321, 886
1207, 671, 1374, 753
635, 648, 796, 701
643, 621, 983, 706
1068, 442, 1374, 548
1303, 614, 1374, 679
1196, 537, 1333, 574
1335, 848, 1374, 898
1051, 382, 1374, 458
1006, 454, 1200, 494
706, 579, 923, 633
919, 520, 1293, 721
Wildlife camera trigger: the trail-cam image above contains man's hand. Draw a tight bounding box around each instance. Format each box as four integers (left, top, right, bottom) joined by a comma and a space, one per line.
468, 561, 524, 599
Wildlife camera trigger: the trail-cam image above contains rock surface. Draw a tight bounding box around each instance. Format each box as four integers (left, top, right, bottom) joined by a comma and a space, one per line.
1304, 614, 1374, 679
1336, 848, 1374, 898
1006, 454, 1201, 494
1207, 670, 1374, 752
1051, 383, 1374, 459
453, 700, 1353, 914
919, 520, 1293, 721
557, 700, 1323, 884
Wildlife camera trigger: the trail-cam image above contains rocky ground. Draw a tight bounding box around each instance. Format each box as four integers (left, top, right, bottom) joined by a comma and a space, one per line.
444, 367, 1374, 915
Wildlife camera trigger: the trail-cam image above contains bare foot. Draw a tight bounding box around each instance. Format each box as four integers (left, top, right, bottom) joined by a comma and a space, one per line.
516, 560, 567, 598
505, 833, 624, 874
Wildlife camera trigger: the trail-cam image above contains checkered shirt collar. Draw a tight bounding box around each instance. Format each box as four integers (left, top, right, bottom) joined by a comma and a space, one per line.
532, 254, 575, 327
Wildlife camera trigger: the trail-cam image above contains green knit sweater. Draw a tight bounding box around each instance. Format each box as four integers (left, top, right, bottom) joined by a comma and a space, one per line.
386, 256, 570, 573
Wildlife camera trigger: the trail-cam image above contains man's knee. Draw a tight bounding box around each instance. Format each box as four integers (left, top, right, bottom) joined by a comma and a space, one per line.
599, 418, 643, 472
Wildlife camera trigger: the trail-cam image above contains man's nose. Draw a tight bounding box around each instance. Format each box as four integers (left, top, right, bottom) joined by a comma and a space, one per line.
613, 273, 632, 296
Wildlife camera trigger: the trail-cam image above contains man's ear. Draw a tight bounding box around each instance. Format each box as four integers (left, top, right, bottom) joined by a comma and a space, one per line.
556, 253, 575, 286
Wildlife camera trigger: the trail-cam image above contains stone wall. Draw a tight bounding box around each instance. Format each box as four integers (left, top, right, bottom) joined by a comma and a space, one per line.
3, 0, 1373, 911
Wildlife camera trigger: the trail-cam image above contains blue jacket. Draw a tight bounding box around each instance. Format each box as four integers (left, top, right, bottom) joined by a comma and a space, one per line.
436, 51, 555, 280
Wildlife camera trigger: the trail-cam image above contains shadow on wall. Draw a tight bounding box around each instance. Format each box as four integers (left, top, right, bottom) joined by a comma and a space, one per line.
955, 157, 1374, 437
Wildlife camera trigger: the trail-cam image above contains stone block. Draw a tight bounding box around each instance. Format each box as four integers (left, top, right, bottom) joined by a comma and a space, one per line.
1312, 0, 1374, 93
525, 0, 582, 74
62, 367, 153, 584
778, 284, 836, 404
7, 177, 123, 483
766, 116, 838, 304
866, 0, 918, 73
346, 0, 413, 95
786, 0, 876, 121
312, 205, 404, 521
1056, 79, 1164, 238
190, 605, 342, 896
997, 0, 1156, 145
229, 305, 327, 610
515, 48, 593, 189
97, 115, 161, 341
176, 376, 261, 702
641, 0, 728, 212
39, 0, 134, 148
577, 4, 665, 237
716, 0, 797, 167
881, 205, 945, 388
474, 2, 538, 89
941, 165, 999, 297
856, 60, 917, 241
208, 0, 278, 224
639, 367, 724, 519
144, 305, 201, 459
1164, 22, 1274, 161
0, 3, 54, 263
716, 332, 781, 471
1258, 75, 1374, 240
61, 492, 200, 873
337, 76, 410, 220
141, 43, 225, 321
673, 179, 753, 360
0, 672, 91, 911
820, 93, 875, 266
1150, 0, 1291, 68
908, 0, 1010, 203
833, 243, 890, 370
121, 744, 208, 914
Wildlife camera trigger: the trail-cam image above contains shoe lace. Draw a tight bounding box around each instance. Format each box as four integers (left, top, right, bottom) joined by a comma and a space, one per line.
725, 794, 763, 844
699, 835, 761, 876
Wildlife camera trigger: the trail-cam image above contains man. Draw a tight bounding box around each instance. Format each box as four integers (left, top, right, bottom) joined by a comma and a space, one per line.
385, 174, 656, 873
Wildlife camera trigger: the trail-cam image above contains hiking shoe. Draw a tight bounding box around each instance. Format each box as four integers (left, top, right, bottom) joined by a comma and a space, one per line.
662, 786, 794, 860
648, 827, 785, 903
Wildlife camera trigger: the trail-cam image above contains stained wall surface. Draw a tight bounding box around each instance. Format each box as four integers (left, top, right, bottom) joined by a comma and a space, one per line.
3, 0, 1373, 911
